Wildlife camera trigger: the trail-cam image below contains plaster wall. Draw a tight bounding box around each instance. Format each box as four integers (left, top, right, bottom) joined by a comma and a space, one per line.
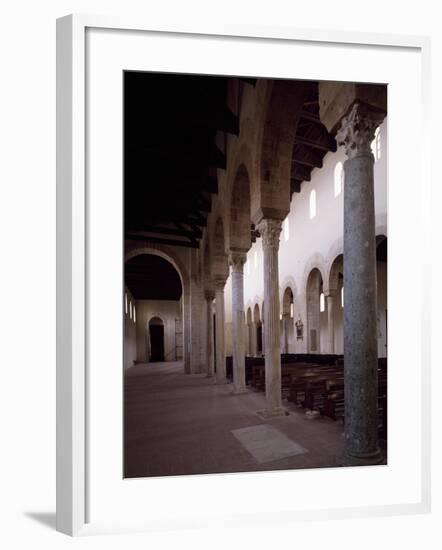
239, 118, 388, 356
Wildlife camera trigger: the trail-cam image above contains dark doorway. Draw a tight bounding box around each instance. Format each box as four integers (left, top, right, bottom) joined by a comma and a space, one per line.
149, 317, 164, 362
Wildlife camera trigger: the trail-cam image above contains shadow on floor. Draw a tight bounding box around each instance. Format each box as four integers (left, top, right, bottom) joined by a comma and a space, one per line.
25, 512, 56, 530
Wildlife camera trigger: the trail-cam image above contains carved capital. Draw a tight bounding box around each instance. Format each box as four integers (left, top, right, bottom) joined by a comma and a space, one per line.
336, 102, 385, 160
256, 218, 282, 248
229, 251, 247, 273
205, 289, 215, 302
214, 276, 226, 291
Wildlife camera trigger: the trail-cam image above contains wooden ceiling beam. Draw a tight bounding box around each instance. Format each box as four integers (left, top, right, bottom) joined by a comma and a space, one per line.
125, 223, 202, 240
125, 233, 199, 248
294, 135, 337, 152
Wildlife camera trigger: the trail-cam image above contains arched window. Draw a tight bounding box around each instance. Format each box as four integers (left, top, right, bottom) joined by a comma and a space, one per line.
309, 189, 316, 219
320, 292, 325, 312
133, 306, 136, 323
283, 217, 290, 241
125, 293, 128, 314
371, 127, 381, 161
129, 300, 132, 320
334, 161, 344, 197
290, 303, 294, 318
341, 286, 344, 308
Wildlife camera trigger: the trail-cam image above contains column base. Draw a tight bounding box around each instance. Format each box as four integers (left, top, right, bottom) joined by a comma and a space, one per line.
216, 377, 229, 385
256, 407, 289, 420
205, 373, 215, 378
339, 447, 384, 467
232, 386, 248, 395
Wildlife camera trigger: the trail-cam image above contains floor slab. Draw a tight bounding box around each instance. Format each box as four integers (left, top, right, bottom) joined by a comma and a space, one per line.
124, 361, 347, 478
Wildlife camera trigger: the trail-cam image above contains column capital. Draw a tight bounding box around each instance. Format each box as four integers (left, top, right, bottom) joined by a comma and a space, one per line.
214, 276, 227, 291
205, 290, 215, 302
229, 251, 247, 272
336, 102, 385, 160
256, 218, 282, 248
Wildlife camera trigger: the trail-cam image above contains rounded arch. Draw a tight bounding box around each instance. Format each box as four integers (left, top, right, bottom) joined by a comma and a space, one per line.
258, 80, 312, 202
328, 254, 344, 295
282, 286, 294, 316
246, 307, 252, 325
253, 303, 261, 324
301, 254, 327, 296
148, 315, 164, 326
279, 276, 298, 314
124, 242, 189, 291
306, 267, 324, 354
203, 237, 212, 287
212, 216, 228, 280
229, 163, 252, 252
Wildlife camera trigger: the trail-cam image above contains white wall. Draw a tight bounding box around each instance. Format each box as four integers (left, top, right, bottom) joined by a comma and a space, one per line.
238, 119, 388, 356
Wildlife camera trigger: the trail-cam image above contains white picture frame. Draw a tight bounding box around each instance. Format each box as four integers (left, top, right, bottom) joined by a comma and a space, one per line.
56, 13, 432, 537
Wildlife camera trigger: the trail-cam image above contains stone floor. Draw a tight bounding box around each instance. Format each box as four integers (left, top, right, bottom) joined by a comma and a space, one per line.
124, 361, 349, 478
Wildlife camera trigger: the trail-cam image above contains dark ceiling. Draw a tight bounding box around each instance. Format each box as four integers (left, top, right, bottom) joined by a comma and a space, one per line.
124, 72, 335, 252
125, 254, 182, 301
124, 71, 241, 249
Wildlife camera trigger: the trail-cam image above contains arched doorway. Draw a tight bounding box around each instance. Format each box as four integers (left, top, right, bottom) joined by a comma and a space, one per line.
124, 252, 183, 366
149, 317, 165, 362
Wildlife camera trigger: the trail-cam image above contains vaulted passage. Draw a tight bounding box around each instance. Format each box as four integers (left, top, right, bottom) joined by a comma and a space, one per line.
124, 73, 388, 476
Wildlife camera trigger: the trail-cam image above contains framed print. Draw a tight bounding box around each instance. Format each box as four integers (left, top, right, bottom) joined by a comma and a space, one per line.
56, 14, 431, 536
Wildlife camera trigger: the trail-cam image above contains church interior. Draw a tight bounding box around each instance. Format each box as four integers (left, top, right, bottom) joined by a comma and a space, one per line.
123, 72, 388, 478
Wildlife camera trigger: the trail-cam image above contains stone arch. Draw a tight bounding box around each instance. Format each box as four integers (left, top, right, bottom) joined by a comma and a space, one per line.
328, 254, 344, 296
255, 80, 311, 221
203, 237, 212, 289
282, 286, 294, 316
246, 307, 252, 324
229, 163, 252, 252
212, 216, 228, 280
301, 254, 327, 296
279, 276, 299, 314
253, 302, 261, 324
306, 268, 324, 353
124, 242, 189, 370
124, 241, 189, 290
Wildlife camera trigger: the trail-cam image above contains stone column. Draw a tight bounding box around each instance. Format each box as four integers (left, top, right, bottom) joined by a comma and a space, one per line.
205, 290, 215, 378
257, 219, 285, 417
214, 277, 227, 384
337, 102, 385, 465
326, 292, 335, 354
229, 252, 247, 394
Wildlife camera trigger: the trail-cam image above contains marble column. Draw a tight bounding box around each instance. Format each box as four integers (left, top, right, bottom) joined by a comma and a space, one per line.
256, 219, 285, 416
337, 102, 385, 465
326, 292, 335, 354
214, 277, 227, 384
205, 290, 215, 378
229, 252, 247, 394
